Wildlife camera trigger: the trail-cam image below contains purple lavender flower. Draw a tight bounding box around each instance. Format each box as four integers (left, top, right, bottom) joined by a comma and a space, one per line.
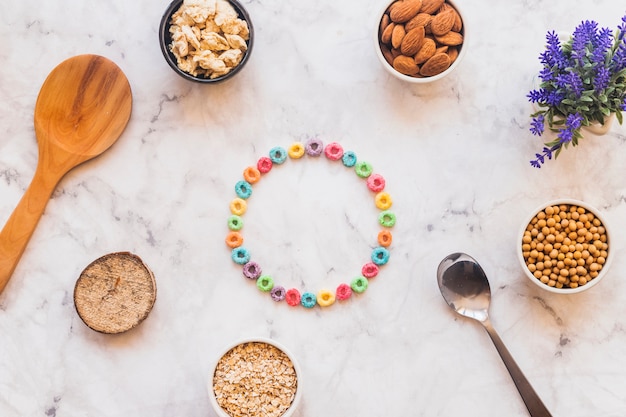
572, 21, 596, 64
527, 89, 544, 103
530, 114, 545, 136
557, 113, 583, 144
594, 65, 610, 92
540, 31, 567, 69
528, 14, 626, 167
530, 145, 559, 168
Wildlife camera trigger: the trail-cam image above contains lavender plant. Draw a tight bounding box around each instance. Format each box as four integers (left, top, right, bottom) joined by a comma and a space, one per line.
528, 15, 626, 168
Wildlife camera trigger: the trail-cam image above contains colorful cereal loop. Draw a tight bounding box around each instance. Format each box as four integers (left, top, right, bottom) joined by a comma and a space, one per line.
375, 192, 393, 210
317, 289, 336, 307
231, 247, 250, 265
336, 283, 353, 300
367, 174, 386, 192
301, 292, 317, 308
243, 166, 261, 184
228, 215, 243, 231
225, 231, 244, 248
256, 275, 274, 292
305, 138, 324, 156
269, 146, 288, 164
342, 151, 357, 167
324, 142, 344, 160
371, 247, 390, 266
285, 288, 301, 306
257, 156, 273, 173
235, 180, 252, 199
243, 261, 262, 280
351, 276, 369, 293
377, 230, 393, 247
288, 142, 305, 159
271, 286, 286, 301
355, 161, 373, 178
378, 210, 396, 227
230, 198, 247, 216
361, 262, 380, 278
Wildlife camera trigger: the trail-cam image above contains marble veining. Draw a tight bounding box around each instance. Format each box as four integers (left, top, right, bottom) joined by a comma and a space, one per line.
1, 0, 626, 416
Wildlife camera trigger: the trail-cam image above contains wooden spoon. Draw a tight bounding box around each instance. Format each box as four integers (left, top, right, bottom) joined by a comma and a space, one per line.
0, 54, 132, 295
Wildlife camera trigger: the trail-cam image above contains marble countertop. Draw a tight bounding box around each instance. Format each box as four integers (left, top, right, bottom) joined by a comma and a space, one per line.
2, 0, 626, 416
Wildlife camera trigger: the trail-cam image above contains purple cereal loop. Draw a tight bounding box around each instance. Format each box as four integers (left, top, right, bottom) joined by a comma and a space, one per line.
305, 138, 324, 156
270, 285, 286, 301
243, 261, 262, 280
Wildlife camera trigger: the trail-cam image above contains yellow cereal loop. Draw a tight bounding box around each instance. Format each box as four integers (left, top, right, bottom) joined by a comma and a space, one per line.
230, 198, 248, 216
288, 142, 305, 159
316, 289, 336, 307
375, 192, 393, 210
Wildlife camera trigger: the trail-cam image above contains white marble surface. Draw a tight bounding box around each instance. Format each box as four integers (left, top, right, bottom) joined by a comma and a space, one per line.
1, 0, 626, 416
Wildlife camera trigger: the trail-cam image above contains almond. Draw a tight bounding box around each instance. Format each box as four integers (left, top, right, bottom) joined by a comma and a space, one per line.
451, 8, 463, 32
391, 24, 406, 49
430, 8, 455, 36
447, 46, 459, 63
435, 45, 448, 54
393, 55, 420, 75
400, 26, 425, 56
413, 37, 436, 64
405, 13, 432, 32
380, 13, 391, 36
420, 0, 445, 14
389, 0, 422, 23
420, 52, 450, 76
381, 22, 396, 44
434, 31, 463, 46
381, 44, 394, 65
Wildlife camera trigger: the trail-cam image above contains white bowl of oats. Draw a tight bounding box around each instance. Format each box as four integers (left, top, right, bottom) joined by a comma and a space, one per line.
159, 0, 254, 83
208, 338, 302, 417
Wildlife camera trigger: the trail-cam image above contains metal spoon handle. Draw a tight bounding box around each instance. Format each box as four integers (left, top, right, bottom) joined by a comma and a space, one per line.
482, 318, 553, 417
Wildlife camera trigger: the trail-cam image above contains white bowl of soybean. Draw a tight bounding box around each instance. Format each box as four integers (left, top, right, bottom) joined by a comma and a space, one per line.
517, 199, 612, 294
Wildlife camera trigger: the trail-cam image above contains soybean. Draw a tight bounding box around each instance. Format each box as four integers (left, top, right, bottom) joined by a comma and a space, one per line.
522, 204, 609, 289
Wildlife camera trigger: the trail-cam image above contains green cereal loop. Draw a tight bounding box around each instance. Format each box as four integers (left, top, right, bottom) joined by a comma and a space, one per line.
354, 161, 373, 178
256, 275, 274, 292
351, 276, 369, 293
228, 215, 243, 231
378, 210, 396, 228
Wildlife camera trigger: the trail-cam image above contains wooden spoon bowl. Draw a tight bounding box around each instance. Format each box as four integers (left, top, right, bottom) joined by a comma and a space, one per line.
0, 54, 132, 295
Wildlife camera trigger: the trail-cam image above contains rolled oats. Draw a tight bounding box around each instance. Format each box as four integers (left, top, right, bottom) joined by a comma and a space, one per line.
213, 342, 298, 417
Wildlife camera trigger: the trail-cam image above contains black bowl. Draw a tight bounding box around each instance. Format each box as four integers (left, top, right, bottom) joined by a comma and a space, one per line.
158, 0, 254, 83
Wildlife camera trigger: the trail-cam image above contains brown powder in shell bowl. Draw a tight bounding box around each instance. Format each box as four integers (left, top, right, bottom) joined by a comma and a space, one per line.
208, 339, 302, 417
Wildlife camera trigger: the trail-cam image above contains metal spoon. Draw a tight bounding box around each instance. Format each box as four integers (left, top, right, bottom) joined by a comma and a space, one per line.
437, 252, 553, 417
0, 54, 132, 295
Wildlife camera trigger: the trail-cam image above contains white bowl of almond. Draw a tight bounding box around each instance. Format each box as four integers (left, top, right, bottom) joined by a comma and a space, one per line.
208, 338, 302, 417
375, 0, 466, 82
518, 199, 612, 294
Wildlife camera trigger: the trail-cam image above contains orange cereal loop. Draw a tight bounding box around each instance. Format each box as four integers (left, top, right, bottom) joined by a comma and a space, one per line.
288, 142, 305, 159
225, 231, 244, 248
230, 198, 247, 216
378, 230, 393, 247
375, 192, 393, 210
243, 166, 261, 184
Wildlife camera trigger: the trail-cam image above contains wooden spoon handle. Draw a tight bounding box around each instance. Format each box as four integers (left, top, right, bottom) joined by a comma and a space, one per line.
0, 168, 58, 294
